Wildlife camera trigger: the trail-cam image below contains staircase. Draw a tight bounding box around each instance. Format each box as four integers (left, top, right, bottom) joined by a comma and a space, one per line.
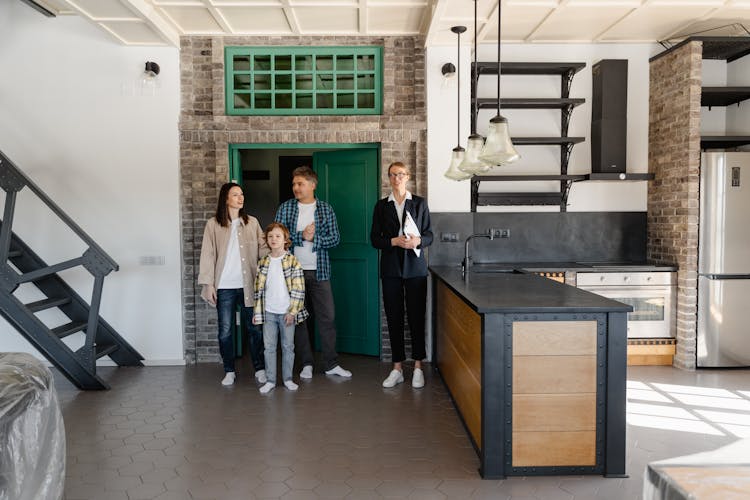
0, 150, 143, 389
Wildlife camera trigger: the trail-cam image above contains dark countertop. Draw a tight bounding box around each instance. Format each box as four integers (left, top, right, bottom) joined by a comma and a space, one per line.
470, 261, 678, 273
430, 265, 633, 314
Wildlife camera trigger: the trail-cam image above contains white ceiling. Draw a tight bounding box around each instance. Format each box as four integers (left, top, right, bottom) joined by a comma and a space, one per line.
31, 0, 750, 47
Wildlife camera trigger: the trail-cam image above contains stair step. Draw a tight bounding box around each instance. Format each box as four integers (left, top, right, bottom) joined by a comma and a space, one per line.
52, 321, 87, 339
25, 297, 72, 313
95, 344, 119, 359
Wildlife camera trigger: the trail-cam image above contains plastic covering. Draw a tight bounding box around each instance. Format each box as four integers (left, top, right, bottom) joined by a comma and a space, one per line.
0, 353, 65, 500
643, 438, 750, 500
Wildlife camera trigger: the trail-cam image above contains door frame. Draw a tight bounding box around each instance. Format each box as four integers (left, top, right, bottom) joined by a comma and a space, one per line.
228, 142, 382, 357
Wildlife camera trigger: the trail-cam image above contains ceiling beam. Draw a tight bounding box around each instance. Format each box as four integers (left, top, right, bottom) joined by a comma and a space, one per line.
18, 0, 56, 16
118, 0, 182, 46
525, 0, 570, 42
422, 0, 450, 46
359, 0, 368, 35
658, 3, 727, 43
280, 0, 302, 34
201, 0, 234, 34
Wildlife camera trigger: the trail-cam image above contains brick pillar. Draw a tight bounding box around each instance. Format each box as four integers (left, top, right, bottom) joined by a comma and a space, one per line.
647, 41, 702, 370
179, 36, 427, 363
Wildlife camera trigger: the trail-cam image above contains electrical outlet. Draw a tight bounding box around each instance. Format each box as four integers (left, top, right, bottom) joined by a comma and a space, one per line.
440, 232, 459, 242
499, 228, 510, 238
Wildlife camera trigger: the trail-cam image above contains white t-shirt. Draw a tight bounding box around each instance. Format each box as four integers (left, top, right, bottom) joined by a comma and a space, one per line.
218, 218, 244, 289
265, 255, 291, 314
294, 201, 317, 270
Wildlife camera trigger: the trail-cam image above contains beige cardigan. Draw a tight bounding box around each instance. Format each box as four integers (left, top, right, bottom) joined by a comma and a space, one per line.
198, 216, 268, 306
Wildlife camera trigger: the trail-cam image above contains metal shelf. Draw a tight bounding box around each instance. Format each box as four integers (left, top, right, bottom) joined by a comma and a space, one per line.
473, 62, 586, 77
472, 174, 587, 182
700, 136, 750, 149
476, 192, 563, 207
512, 137, 585, 145
585, 173, 654, 181
652, 36, 750, 63
701, 87, 750, 108
474, 98, 586, 110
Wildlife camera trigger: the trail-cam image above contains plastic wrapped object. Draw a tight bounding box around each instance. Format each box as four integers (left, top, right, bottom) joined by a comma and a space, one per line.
643, 438, 750, 500
0, 353, 65, 500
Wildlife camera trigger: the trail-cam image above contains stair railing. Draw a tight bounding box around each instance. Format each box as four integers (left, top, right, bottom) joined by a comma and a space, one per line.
0, 150, 118, 371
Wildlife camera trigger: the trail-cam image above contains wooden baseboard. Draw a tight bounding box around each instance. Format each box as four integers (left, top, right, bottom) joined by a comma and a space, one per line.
627, 339, 676, 366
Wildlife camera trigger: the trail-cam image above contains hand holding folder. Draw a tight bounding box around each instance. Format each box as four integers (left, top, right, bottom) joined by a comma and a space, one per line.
403, 211, 421, 257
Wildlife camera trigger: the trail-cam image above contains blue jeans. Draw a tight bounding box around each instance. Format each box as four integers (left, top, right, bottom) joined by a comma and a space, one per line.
216, 288, 265, 373
263, 313, 295, 384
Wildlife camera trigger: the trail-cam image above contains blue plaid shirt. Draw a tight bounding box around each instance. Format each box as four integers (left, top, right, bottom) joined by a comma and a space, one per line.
274, 198, 340, 281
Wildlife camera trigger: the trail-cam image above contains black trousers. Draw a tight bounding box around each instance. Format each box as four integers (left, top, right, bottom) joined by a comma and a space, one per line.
294, 270, 340, 371
382, 276, 427, 363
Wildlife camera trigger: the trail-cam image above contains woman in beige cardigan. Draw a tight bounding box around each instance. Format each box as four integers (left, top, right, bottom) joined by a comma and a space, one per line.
198, 182, 269, 386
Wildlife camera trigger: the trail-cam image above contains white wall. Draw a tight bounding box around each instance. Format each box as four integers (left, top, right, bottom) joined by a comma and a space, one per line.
0, 2, 183, 364
428, 42, 662, 212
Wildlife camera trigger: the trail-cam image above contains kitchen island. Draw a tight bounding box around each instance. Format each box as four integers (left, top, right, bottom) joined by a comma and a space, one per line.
430, 266, 631, 479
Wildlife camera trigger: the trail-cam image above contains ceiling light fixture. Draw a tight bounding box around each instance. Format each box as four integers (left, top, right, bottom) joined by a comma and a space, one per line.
444, 26, 472, 181
479, 0, 520, 166
459, 0, 491, 175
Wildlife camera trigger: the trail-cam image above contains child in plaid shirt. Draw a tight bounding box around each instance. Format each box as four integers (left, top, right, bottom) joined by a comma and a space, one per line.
253, 222, 308, 394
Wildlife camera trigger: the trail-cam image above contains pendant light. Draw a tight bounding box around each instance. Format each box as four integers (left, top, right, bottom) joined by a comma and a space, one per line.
458, 0, 491, 175
479, 0, 520, 166
444, 25, 472, 181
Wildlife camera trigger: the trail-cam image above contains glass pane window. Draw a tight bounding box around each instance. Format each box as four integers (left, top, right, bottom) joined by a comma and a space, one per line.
618, 297, 665, 322
226, 46, 382, 115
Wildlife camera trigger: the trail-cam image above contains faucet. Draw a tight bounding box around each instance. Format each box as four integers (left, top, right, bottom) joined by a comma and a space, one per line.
462, 231, 495, 278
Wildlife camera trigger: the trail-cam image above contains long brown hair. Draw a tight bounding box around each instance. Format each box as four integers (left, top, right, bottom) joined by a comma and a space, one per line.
215, 182, 249, 227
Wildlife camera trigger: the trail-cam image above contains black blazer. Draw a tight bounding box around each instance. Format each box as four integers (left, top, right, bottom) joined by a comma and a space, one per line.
370, 194, 433, 279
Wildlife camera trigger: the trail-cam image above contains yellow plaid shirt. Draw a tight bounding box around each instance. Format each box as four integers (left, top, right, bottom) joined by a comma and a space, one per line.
253, 252, 309, 325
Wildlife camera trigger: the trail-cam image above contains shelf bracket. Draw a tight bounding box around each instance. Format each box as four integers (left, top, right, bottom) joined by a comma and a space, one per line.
561, 104, 574, 137
561, 69, 575, 99
560, 179, 574, 212
470, 176, 479, 213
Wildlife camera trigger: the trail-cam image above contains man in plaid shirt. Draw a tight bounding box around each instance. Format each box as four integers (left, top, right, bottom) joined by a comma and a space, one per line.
274, 166, 352, 379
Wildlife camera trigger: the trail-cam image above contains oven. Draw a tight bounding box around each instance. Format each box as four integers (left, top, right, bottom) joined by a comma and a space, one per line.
577, 271, 675, 339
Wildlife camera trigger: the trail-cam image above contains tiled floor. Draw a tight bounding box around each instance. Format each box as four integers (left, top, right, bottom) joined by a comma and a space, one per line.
56, 356, 750, 499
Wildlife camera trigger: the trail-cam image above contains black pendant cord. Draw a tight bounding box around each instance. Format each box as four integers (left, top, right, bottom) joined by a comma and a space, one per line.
457, 28, 461, 147
472, 0, 478, 134
496, 0, 502, 117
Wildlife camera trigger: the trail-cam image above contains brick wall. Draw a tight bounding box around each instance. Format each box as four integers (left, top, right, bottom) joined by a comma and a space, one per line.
647, 41, 702, 370
180, 36, 427, 364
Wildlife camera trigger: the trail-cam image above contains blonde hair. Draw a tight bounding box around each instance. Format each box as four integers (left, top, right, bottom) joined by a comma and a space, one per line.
387, 162, 410, 176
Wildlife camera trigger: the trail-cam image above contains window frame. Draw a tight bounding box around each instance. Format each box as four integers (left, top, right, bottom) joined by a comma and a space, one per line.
225, 46, 383, 116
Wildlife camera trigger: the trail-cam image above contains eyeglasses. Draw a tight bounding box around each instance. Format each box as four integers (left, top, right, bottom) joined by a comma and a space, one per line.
388, 172, 408, 179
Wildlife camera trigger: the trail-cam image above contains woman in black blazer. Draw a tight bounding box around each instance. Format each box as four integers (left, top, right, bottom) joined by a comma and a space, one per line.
370, 162, 433, 388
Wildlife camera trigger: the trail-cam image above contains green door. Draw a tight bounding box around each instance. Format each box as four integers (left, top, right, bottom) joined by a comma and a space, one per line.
313, 148, 380, 356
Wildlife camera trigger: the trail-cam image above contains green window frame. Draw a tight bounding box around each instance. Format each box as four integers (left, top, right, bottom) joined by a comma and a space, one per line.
225, 46, 383, 116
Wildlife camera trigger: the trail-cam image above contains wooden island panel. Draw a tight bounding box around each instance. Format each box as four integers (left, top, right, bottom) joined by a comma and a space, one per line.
512, 321, 598, 467
436, 281, 482, 446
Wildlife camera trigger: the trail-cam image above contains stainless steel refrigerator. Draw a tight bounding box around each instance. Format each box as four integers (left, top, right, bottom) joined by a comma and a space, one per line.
698, 152, 750, 367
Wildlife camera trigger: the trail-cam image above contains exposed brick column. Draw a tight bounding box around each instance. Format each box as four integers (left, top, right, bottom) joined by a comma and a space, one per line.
647, 41, 702, 370
180, 36, 427, 364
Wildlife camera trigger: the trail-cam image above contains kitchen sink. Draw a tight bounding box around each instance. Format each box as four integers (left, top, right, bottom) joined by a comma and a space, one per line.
470, 267, 523, 274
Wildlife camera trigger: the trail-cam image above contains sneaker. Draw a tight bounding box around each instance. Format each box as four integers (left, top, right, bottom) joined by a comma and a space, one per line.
221, 372, 236, 386
382, 369, 404, 388
300, 365, 313, 379
255, 369, 267, 384
325, 365, 352, 378
284, 380, 299, 391
259, 382, 275, 394
412, 368, 425, 389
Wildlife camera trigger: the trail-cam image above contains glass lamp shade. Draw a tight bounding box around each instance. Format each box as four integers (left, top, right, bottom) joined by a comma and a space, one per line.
479, 115, 520, 166
444, 147, 472, 181
458, 134, 491, 174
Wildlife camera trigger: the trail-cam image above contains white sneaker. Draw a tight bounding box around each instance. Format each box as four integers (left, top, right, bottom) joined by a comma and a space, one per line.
325, 365, 352, 378
300, 365, 313, 379
221, 372, 236, 386
382, 369, 404, 388
255, 369, 267, 384
412, 368, 425, 389
259, 382, 275, 394
284, 380, 299, 391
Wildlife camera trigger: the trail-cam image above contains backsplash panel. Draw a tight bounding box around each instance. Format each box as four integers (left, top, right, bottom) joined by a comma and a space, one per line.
429, 212, 647, 266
